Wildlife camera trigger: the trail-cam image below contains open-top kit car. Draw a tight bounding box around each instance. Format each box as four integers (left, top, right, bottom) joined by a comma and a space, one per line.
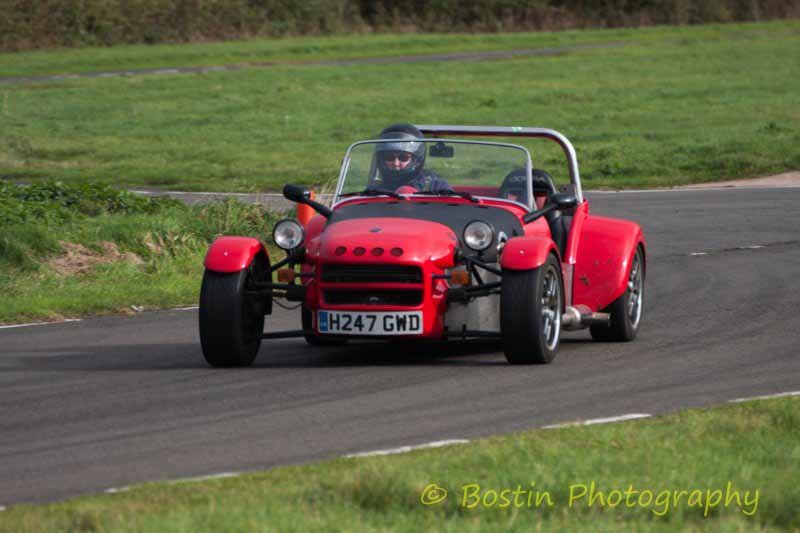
199, 125, 645, 366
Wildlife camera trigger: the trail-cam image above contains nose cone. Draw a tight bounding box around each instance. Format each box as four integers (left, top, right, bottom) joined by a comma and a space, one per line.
320, 217, 457, 266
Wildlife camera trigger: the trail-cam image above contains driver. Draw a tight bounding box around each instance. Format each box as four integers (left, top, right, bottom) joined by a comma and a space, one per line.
370, 124, 450, 192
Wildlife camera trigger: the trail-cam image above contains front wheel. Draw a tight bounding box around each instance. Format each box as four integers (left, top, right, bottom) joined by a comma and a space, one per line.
501, 254, 563, 364
590, 246, 645, 342
199, 254, 268, 367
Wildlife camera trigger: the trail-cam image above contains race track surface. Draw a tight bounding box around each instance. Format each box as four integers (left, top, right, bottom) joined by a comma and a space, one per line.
2, 188, 799, 506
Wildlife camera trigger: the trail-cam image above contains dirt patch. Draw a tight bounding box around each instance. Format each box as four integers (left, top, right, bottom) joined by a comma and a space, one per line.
49, 241, 144, 276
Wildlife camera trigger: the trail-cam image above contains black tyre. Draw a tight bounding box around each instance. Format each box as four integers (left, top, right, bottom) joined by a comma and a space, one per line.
590, 246, 645, 342
199, 254, 268, 367
501, 253, 563, 364
301, 305, 348, 346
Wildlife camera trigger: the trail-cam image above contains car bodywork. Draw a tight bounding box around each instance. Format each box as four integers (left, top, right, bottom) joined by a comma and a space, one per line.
200, 125, 646, 366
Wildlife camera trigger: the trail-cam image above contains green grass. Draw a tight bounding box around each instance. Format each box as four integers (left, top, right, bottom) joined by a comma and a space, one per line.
2, 21, 799, 192
0, 25, 715, 80
1, 397, 797, 532
0, 182, 285, 323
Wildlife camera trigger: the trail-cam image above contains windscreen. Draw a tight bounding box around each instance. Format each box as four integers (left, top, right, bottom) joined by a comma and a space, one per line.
336, 140, 533, 208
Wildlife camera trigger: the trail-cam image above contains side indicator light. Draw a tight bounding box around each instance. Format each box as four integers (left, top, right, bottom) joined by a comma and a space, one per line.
450, 270, 471, 286
277, 268, 296, 283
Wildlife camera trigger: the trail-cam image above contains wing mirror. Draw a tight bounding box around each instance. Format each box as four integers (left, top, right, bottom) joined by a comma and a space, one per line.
522, 193, 579, 224
283, 184, 311, 203
552, 192, 578, 209
429, 142, 454, 158
282, 184, 331, 218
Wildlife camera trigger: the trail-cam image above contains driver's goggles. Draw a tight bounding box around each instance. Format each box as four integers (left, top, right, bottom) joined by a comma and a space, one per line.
381, 151, 413, 163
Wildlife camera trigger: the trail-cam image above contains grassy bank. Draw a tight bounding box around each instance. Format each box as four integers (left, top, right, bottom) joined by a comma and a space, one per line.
2, 21, 799, 191
1, 396, 796, 531
0, 182, 282, 323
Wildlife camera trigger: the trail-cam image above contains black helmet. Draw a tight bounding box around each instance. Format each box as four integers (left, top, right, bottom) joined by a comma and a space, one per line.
374, 123, 426, 186
499, 168, 529, 204
499, 168, 557, 205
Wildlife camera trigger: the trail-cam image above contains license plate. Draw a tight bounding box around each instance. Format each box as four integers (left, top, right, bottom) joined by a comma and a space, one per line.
317, 310, 423, 336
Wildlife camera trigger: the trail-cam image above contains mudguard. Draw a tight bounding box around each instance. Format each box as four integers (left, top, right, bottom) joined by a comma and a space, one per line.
500, 235, 559, 271
204, 236, 265, 273
572, 216, 646, 311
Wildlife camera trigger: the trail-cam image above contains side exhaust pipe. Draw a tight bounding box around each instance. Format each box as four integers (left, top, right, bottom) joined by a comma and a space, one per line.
562, 305, 611, 330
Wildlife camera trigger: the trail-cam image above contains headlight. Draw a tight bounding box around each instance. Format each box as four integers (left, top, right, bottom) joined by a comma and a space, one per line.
463, 220, 494, 251
273, 219, 305, 250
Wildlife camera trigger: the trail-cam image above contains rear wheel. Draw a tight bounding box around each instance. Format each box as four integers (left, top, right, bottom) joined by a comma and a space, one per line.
501, 254, 563, 364
590, 246, 644, 342
301, 305, 348, 346
199, 254, 268, 367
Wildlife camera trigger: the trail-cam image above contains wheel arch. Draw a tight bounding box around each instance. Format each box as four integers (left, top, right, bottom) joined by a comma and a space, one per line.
499, 235, 561, 271
573, 216, 645, 311
204, 236, 267, 273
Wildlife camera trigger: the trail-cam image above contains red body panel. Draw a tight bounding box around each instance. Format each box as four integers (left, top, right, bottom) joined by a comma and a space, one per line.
303, 216, 458, 338
499, 235, 559, 270
522, 216, 551, 238
572, 214, 645, 311
564, 200, 589, 265
455, 185, 498, 197
204, 236, 264, 273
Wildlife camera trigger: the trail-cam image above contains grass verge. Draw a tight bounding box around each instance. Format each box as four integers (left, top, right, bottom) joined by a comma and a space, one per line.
2, 21, 799, 191
1, 397, 797, 531
0, 181, 283, 323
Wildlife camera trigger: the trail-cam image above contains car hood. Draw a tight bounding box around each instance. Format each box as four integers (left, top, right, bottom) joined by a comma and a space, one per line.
317, 217, 458, 267
321, 201, 524, 262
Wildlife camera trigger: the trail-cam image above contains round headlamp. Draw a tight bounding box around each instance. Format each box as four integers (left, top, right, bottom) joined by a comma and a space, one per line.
463, 220, 494, 251
273, 219, 305, 250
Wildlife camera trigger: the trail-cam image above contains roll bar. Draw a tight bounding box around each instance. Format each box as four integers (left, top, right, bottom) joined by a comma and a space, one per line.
416, 125, 583, 203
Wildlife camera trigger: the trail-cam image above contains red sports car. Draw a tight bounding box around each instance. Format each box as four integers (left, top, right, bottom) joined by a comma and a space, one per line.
199, 125, 646, 366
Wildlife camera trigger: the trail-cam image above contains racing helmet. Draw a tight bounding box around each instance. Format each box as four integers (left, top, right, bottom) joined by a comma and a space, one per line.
499, 168, 557, 205
498, 168, 529, 204
374, 123, 426, 186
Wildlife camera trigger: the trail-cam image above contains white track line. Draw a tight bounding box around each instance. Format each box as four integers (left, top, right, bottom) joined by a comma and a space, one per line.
105, 472, 241, 494
172, 306, 199, 311
345, 439, 469, 458
167, 472, 240, 484
542, 413, 651, 429
0, 318, 82, 330
729, 390, 800, 403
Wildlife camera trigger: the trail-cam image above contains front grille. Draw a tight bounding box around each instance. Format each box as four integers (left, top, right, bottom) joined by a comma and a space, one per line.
323, 289, 423, 306
322, 264, 422, 284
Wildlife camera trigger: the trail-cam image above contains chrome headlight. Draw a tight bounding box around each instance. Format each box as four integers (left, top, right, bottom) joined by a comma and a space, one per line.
273, 219, 305, 250
463, 220, 494, 251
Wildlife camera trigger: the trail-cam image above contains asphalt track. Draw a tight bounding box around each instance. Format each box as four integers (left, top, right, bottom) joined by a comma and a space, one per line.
2, 187, 799, 507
